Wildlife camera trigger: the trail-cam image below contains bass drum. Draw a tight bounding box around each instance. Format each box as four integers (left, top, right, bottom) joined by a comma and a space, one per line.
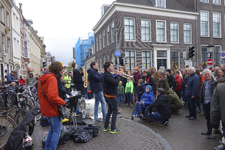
79, 98, 103, 119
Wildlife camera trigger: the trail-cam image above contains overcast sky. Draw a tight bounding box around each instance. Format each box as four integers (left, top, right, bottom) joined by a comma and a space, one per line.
15, 0, 114, 65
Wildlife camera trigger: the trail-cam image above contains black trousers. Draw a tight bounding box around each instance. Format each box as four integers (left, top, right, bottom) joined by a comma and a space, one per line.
203, 103, 212, 133
104, 97, 118, 130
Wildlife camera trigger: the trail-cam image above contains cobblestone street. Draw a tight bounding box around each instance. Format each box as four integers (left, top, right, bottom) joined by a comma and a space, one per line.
31, 103, 222, 150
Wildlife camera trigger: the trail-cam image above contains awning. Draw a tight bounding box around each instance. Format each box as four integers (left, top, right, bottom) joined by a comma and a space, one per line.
27, 66, 34, 72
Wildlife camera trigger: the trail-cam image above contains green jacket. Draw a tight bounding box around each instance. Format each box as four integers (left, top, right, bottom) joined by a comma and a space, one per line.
25, 76, 36, 86
117, 85, 124, 95
125, 80, 133, 94
211, 83, 225, 126
167, 88, 182, 110
63, 75, 71, 89
157, 77, 170, 92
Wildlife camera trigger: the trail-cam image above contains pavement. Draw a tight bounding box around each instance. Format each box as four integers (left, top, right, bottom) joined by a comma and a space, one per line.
31, 103, 222, 150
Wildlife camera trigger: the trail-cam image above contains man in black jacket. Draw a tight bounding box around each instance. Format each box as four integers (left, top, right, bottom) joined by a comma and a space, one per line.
103, 61, 124, 134
148, 88, 172, 126
166, 69, 175, 90
72, 63, 84, 95
87, 61, 106, 122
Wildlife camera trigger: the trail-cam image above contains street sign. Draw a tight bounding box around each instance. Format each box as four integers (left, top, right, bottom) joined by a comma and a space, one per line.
185, 60, 192, 67
115, 50, 121, 57
221, 51, 225, 58
207, 58, 213, 66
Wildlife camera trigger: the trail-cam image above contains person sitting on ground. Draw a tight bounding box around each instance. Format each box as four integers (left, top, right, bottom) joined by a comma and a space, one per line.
148, 88, 172, 126
132, 85, 154, 118
137, 79, 145, 102
166, 88, 182, 114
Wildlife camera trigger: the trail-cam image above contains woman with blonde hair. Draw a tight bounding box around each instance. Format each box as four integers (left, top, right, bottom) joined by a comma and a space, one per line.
153, 71, 159, 94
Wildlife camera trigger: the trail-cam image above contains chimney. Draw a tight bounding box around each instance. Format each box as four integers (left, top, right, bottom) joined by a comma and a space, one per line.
19, 3, 22, 14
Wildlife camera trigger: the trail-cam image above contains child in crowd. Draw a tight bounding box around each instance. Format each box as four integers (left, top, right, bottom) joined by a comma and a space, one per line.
61, 80, 70, 122
117, 81, 125, 106
132, 85, 154, 118
137, 79, 145, 102
125, 77, 134, 107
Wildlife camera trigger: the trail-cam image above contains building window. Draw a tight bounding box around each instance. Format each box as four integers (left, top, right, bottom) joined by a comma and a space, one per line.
7, 38, 10, 56
24, 41, 28, 57
171, 52, 179, 69
104, 55, 106, 64
125, 51, 135, 71
99, 34, 101, 50
124, 18, 135, 41
6, 12, 9, 27
213, 0, 221, 4
141, 20, 151, 41
156, 0, 165, 8
184, 24, 191, 44
100, 57, 102, 69
213, 13, 221, 38
201, 11, 209, 37
108, 54, 110, 61
2, 35, 5, 52
142, 51, 151, 69
201, 46, 208, 68
1, 7, 4, 24
96, 37, 98, 51
157, 50, 167, 70
156, 21, 166, 42
200, 0, 209, 2
170, 22, 178, 43
103, 30, 105, 48
214, 46, 221, 66
111, 21, 114, 43
107, 25, 110, 45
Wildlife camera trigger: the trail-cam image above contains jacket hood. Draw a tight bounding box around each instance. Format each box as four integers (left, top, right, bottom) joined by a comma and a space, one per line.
146, 85, 152, 93
39, 71, 55, 84
29, 72, 33, 75
87, 68, 96, 74
166, 88, 174, 95
161, 95, 170, 102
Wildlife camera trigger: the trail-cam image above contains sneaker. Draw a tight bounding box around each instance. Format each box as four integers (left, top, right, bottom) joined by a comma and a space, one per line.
159, 121, 168, 126
103, 127, 111, 132
110, 129, 121, 134
214, 144, 225, 150
62, 118, 69, 123
126, 104, 129, 106
131, 104, 133, 108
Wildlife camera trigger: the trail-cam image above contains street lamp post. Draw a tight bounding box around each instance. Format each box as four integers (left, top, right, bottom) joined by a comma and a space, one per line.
115, 28, 119, 70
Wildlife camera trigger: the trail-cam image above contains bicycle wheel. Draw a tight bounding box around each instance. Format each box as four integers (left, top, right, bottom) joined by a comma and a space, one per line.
33, 101, 41, 121
0, 116, 17, 148
14, 109, 35, 136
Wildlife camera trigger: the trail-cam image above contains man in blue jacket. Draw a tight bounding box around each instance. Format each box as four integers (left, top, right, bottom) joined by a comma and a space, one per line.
7, 70, 18, 84
87, 61, 106, 122
185, 67, 200, 120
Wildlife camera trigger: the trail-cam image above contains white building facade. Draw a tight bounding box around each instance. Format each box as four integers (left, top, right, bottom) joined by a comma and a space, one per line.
11, 0, 21, 75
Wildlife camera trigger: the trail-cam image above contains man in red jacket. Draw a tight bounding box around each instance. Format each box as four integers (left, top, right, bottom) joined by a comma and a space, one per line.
38, 61, 66, 150
174, 71, 182, 99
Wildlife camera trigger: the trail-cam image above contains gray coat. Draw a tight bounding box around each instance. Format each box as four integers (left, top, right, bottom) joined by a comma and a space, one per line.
210, 83, 225, 125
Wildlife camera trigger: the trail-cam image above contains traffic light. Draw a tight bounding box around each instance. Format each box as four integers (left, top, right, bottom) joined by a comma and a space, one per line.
125, 57, 128, 65
43, 62, 46, 67
114, 57, 117, 65
119, 56, 124, 66
189, 46, 195, 58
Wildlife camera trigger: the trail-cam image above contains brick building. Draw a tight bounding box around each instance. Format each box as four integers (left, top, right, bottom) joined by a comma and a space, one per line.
93, 0, 199, 70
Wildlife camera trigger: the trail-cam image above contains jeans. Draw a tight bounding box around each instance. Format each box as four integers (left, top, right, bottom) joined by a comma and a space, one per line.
117, 95, 124, 106
85, 92, 93, 99
93, 91, 106, 121
181, 90, 187, 104
104, 97, 118, 130
45, 116, 62, 150
133, 86, 138, 100
66, 88, 71, 92
175, 90, 181, 99
188, 96, 197, 118
203, 103, 212, 133
127, 93, 133, 105
195, 96, 201, 111
134, 102, 145, 114
148, 112, 165, 123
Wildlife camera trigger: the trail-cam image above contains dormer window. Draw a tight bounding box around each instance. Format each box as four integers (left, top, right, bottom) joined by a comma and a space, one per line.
150, 0, 166, 8
156, 0, 166, 8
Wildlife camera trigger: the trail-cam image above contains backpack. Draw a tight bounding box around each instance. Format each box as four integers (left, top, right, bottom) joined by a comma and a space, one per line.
40, 116, 49, 127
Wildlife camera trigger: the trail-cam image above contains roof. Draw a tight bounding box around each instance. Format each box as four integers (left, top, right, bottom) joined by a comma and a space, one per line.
116, 0, 193, 12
